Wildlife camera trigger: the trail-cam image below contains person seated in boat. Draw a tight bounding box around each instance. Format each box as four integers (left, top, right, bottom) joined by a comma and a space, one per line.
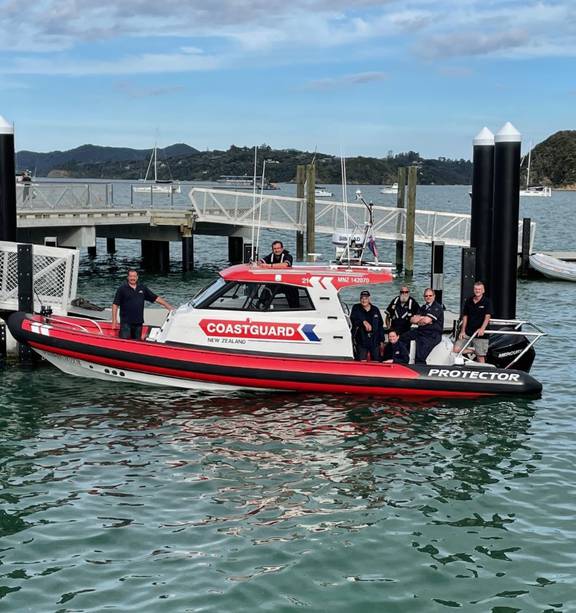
381, 329, 409, 364
260, 241, 293, 268
112, 269, 174, 340
453, 281, 493, 363
350, 290, 385, 361
384, 286, 419, 335
400, 288, 444, 364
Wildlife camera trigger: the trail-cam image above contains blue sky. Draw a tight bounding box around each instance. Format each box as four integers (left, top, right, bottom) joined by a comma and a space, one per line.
1, 0, 574, 158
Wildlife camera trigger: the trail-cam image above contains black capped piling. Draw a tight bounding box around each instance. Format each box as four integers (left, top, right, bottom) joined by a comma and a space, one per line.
491, 122, 521, 320
0, 115, 17, 242
470, 127, 494, 292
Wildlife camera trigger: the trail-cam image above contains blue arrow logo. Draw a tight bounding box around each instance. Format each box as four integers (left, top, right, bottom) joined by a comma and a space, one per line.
302, 323, 320, 342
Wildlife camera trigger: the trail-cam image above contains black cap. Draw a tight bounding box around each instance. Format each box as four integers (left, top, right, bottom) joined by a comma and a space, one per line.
360, 290, 370, 297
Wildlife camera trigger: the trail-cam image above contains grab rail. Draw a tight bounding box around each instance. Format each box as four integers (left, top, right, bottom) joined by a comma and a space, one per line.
454, 318, 546, 369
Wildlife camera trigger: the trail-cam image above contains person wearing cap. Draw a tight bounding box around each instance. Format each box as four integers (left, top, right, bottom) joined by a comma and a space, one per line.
400, 288, 444, 364
350, 290, 385, 361
384, 286, 419, 335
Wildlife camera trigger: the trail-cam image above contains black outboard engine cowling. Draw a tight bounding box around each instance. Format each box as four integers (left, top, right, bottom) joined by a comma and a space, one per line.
486, 326, 535, 372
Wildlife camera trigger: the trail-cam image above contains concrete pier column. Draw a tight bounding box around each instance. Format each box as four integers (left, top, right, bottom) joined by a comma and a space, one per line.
470, 127, 495, 291
228, 236, 243, 264
106, 238, 116, 255
142, 240, 170, 273
182, 236, 194, 272
0, 115, 17, 242
491, 122, 521, 320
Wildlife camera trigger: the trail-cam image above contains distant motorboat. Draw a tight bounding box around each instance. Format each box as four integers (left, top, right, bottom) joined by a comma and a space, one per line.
315, 187, 334, 197
380, 183, 398, 194
216, 175, 278, 190
133, 144, 181, 194
529, 253, 576, 282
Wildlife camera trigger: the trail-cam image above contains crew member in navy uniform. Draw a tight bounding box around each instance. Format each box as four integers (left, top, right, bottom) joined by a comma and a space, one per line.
385, 286, 419, 335
112, 269, 173, 340
350, 290, 385, 361
261, 241, 293, 268
382, 329, 409, 364
401, 288, 444, 364
453, 281, 493, 363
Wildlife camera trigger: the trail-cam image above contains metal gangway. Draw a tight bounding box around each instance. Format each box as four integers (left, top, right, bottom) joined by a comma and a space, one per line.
0, 241, 79, 315
15, 181, 535, 249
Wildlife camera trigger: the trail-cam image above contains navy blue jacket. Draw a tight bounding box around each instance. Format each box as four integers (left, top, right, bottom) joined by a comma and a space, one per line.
385, 295, 419, 334
417, 300, 444, 339
350, 303, 384, 348
263, 250, 293, 266
382, 340, 409, 364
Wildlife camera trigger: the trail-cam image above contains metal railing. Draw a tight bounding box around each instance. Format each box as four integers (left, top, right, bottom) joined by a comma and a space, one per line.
0, 241, 79, 315
14, 182, 536, 249
453, 318, 546, 369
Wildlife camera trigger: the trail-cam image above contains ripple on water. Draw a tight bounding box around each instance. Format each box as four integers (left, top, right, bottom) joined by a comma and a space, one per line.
1, 313, 576, 611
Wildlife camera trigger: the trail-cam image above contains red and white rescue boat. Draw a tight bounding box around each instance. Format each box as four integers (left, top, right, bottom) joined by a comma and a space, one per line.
7, 263, 543, 398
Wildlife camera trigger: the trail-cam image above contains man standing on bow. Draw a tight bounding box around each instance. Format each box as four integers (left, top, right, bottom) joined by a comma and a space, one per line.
401, 288, 444, 364
385, 286, 419, 335
350, 290, 385, 361
112, 270, 173, 340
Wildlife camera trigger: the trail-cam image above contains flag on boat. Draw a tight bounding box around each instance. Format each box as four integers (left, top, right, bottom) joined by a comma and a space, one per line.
368, 234, 378, 259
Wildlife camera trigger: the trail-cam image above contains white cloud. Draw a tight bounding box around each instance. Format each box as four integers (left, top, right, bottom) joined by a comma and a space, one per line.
0, 0, 575, 76
304, 71, 388, 91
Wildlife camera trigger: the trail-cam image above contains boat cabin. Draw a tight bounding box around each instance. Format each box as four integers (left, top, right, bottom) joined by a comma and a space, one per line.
155, 263, 394, 358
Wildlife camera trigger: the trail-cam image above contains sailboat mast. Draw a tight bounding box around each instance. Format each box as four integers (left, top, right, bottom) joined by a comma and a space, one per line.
154, 145, 158, 182
526, 147, 531, 188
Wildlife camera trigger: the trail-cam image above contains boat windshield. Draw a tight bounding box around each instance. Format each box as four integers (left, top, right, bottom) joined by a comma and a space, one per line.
189, 277, 226, 308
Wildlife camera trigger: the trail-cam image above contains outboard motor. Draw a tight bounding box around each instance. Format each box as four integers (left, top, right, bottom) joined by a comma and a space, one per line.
486, 327, 535, 372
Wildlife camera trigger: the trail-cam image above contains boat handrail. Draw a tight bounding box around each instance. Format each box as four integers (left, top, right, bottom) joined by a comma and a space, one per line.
47, 314, 105, 335
454, 319, 546, 369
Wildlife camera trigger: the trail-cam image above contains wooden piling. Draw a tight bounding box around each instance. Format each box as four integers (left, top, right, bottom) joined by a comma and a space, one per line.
296, 165, 306, 260
106, 238, 116, 255
460, 247, 476, 314
520, 218, 531, 279
395, 167, 406, 273
431, 241, 445, 306
405, 165, 418, 277
306, 163, 316, 261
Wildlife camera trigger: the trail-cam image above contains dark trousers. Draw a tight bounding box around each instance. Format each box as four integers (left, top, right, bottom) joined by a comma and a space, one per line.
355, 344, 380, 362
120, 322, 143, 340
401, 330, 439, 364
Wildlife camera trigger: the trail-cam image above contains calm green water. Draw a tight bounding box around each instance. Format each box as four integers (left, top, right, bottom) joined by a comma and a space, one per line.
1, 186, 576, 611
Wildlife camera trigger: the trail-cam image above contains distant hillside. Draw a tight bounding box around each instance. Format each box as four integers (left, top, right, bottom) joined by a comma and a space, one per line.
530, 131, 576, 188
16, 143, 473, 185
16, 143, 199, 176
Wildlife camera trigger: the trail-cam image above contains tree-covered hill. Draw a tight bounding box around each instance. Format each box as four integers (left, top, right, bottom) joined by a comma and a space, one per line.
16, 143, 473, 185
530, 131, 576, 188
